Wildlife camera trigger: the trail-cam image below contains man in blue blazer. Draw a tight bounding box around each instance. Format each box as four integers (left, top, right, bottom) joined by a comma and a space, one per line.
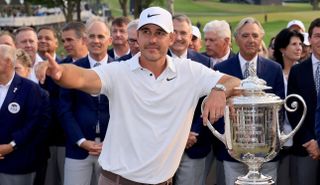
214, 17, 284, 185
289, 18, 320, 185
168, 14, 212, 185
58, 19, 112, 185
0, 45, 50, 185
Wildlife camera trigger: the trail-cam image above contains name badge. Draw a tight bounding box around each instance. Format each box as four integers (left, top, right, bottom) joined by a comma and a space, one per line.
8, 102, 20, 114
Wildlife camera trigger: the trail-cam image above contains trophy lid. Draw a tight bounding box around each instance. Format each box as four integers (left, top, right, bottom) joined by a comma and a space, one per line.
231, 76, 282, 105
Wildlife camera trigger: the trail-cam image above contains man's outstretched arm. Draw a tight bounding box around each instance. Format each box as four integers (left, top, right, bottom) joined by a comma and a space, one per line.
37, 53, 102, 95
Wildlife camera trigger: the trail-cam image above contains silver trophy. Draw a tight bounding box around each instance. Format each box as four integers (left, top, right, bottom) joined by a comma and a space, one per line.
203, 75, 306, 185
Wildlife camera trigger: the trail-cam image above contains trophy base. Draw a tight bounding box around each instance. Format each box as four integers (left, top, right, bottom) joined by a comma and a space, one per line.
235, 174, 275, 185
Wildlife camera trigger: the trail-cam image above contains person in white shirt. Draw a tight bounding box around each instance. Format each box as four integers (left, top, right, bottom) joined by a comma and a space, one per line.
37, 7, 240, 185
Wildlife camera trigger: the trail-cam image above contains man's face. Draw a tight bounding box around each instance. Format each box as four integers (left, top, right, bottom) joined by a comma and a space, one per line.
86, 22, 112, 58
204, 31, 228, 58
309, 27, 320, 59
127, 27, 139, 55
0, 35, 15, 48
137, 24, 174, 62
111, 24, 128, 46
15, 30, 38, 61
235, 23, 263, 60
62, 30, 87, 58
38, 29, 58, 54
189, 36, 202, 52
171, 19, 192, 55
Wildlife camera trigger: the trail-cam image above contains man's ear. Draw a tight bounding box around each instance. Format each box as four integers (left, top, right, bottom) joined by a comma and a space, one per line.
169, 32, 176, 46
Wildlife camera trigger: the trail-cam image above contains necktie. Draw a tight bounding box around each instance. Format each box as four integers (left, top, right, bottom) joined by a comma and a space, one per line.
315, 63, 320, 93
243, 62, 250, 78
93, 62, 101, 67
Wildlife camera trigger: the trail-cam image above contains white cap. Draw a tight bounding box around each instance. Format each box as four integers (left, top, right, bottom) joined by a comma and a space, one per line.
137, 7, 173, 33
287, 20, 305, 32
192, 26, 201, 39
303, 32, 310, 46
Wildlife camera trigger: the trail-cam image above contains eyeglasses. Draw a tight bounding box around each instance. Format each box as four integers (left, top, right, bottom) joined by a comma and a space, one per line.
128, 38, 138, 44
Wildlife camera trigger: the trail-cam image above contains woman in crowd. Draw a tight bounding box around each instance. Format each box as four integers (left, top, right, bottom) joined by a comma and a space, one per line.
15, 48, 32, 78
273, 28, 304, 185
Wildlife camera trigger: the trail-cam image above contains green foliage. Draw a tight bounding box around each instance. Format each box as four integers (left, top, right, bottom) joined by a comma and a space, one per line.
95, 0, 320, 51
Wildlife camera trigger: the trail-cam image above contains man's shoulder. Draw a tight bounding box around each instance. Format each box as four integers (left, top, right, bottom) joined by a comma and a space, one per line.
215, 56, 236, 69
187, 50, 210, 67
12, 75, 44, 98
259, 57, 282, 69
74, 56, 89, 67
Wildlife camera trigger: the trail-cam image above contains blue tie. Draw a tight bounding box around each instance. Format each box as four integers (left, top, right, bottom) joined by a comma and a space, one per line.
94, 62, 101, 67
315, 63, 320, 93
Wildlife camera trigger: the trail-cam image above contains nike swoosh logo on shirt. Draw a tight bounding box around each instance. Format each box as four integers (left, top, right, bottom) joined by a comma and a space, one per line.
166, 76, 176, 81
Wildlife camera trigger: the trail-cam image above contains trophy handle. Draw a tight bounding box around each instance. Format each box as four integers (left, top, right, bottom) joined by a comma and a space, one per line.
279, 94, 307, 146
201, 96, 228, 147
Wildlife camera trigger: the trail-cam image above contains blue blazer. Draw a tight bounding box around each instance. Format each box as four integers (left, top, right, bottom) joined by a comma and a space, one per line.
40, 56, 66, 147
168, 49, 212, 158
288, 57, 317, 156
214, 54, 285, 161
117, 53, 133, 61
59, 56, 111, 159
0, 74, 50, 174
108, 48, 131, 60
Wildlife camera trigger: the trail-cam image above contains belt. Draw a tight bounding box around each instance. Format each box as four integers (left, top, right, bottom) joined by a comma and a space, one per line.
101, 170, 172, 185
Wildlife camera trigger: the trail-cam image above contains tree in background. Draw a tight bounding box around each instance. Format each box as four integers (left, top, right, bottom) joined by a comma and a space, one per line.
311, 0, 319, 10
119, 0, 166, 18
119, 0, 129, 16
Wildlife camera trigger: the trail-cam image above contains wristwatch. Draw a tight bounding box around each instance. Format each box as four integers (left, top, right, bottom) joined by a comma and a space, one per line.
9, 140, 17, 150
212, 84, 226, 92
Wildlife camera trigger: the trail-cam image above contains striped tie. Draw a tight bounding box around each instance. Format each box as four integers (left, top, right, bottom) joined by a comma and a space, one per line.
243, 62, 250, 78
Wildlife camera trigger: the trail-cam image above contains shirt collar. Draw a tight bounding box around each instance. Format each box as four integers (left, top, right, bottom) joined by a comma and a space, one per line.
169, 49, 188, 59
128, 52, 176, 74
312, 53, 320, 66
114, 49, 131, 60
88, 54, 109, 68
239, 53, 258, 69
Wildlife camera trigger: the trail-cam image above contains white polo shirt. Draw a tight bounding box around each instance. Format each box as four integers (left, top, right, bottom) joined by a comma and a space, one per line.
93, 53, 223, 184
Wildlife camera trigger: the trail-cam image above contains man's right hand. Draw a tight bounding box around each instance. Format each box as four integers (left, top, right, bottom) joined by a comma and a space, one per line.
35, 53, 63, 84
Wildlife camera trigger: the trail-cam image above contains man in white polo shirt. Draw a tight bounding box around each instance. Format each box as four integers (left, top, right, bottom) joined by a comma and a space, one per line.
37, 7, 240, 185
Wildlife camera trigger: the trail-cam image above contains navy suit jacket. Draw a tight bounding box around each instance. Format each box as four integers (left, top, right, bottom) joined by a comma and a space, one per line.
59, 56, 111, 159
0, 74, 50, 174
117, 53, 133, 61
214, 54, 285, 161
40, 56, 67, 147
287, 57, 317, 156
107, 48, 131, 60
168, 49, 212, 158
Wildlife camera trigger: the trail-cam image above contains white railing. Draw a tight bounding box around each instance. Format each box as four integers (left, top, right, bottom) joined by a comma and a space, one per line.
0, 14, 66, 27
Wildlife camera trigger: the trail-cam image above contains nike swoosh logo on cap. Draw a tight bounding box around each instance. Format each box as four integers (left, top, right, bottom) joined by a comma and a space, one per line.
147, 14, 160, 18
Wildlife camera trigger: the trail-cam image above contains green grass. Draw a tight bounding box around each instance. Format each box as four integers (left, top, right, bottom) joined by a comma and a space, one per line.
103, 0, 319, 50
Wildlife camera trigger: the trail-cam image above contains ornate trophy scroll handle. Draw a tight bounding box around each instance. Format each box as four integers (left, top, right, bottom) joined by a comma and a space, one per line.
201, 96, 227, 146
279, 94, 307, 146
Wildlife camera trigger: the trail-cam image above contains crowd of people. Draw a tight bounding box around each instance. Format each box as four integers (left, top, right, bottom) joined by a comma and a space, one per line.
0, 6, 320, 185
